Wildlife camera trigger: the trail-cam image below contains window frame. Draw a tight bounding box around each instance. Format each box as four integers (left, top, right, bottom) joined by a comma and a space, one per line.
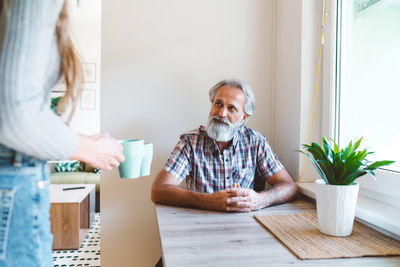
321, 0, 400, 208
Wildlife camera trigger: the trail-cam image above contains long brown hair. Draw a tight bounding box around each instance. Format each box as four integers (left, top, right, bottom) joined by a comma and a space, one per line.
56, 1, 83, 122
0, 0, 9, 54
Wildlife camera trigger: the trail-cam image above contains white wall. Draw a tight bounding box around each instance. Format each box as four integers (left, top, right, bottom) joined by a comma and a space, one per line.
273, 0, 322, 181
101, 0, 274, 266
299, 0, 324, 182
65, 0, 102, 135
272, 0, 302, 178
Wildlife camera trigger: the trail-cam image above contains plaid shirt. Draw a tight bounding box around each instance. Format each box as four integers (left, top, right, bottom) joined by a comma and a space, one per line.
163, 126, 284, 193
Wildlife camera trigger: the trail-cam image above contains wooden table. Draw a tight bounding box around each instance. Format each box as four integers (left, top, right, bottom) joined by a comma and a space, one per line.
155, 198, 400, 266
50, 184, 96, 250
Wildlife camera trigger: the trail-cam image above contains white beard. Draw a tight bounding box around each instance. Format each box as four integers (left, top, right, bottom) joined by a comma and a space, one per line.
206, 115, 244, 142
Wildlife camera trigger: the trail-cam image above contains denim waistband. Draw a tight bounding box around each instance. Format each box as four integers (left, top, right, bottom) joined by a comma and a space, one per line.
0, 144, 45, 167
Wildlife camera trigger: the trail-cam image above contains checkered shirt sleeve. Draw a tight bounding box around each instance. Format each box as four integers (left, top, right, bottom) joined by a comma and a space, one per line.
256, 136, 284, 179
163, 136, 191, 182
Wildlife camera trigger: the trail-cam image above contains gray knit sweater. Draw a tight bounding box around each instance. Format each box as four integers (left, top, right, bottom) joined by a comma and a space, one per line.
0, 0, 79, 160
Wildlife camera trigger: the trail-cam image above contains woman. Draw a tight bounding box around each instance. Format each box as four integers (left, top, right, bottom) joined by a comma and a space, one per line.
0, 1, 124, 266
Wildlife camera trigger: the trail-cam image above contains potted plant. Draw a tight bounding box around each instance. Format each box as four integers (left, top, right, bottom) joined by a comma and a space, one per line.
298, 137, 394, 236
51, 96, 62, 113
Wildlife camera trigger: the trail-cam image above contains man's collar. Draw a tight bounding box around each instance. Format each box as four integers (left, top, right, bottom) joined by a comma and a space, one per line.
231, 126, 243, 149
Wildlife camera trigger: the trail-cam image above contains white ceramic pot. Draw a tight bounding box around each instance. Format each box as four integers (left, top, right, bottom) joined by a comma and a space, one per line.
314, 179, 359, 236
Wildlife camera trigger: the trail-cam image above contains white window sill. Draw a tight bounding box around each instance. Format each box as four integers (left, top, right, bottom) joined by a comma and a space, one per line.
298, 182, 400, 241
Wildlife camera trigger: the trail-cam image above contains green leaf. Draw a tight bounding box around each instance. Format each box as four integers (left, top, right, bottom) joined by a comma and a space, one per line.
322, 137, 333, 162
343, 140, 352, 159
351, 137, 363, 154
301, 152, 329, 184
316, 159, 335, 184
328, 137, 340, 154
339, 159, 363, 184
356, 169, 375, 179
310, 142, 328, 161
364, 160, 395, 171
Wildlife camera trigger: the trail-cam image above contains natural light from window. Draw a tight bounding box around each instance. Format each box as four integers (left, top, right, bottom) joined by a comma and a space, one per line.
338, 0, 400, 172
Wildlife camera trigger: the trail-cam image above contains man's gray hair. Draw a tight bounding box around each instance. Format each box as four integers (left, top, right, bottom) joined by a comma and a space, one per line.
208, 79, 256, 116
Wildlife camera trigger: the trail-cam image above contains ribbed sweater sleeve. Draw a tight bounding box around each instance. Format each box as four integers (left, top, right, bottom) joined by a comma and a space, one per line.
0, 0, 79, 160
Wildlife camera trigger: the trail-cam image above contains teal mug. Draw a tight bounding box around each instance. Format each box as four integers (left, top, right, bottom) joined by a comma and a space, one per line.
140, 143, 153, 176
119, 139, 145, 179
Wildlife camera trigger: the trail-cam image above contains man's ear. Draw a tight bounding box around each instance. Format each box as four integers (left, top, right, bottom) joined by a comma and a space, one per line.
242, 113, 249, 123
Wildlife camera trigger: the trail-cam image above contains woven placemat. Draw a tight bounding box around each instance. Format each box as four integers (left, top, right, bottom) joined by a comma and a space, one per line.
255, 211, 400, 260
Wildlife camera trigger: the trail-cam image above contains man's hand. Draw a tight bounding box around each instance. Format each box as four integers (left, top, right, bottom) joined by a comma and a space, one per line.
204, 188, 263, 212
203, 190, 238, 211
225, 188, 264, 212
151, 169, 298, 212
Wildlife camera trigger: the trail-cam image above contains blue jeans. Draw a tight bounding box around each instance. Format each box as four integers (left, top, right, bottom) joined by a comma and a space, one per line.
0, 145, 53, 267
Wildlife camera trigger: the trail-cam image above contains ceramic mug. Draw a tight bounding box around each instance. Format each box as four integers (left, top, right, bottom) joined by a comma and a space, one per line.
140, 143, 153, 176
118, 139, 145, 179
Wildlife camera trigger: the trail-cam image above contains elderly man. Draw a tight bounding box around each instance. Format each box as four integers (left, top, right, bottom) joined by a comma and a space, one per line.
151, 79, 298, 212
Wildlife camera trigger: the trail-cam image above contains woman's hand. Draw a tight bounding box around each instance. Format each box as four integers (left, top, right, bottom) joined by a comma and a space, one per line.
70, 133, 125, 170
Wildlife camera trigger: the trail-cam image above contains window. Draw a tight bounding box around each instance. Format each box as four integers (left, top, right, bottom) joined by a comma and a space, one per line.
325, 0, 400, 205
337, 0, 400, 172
